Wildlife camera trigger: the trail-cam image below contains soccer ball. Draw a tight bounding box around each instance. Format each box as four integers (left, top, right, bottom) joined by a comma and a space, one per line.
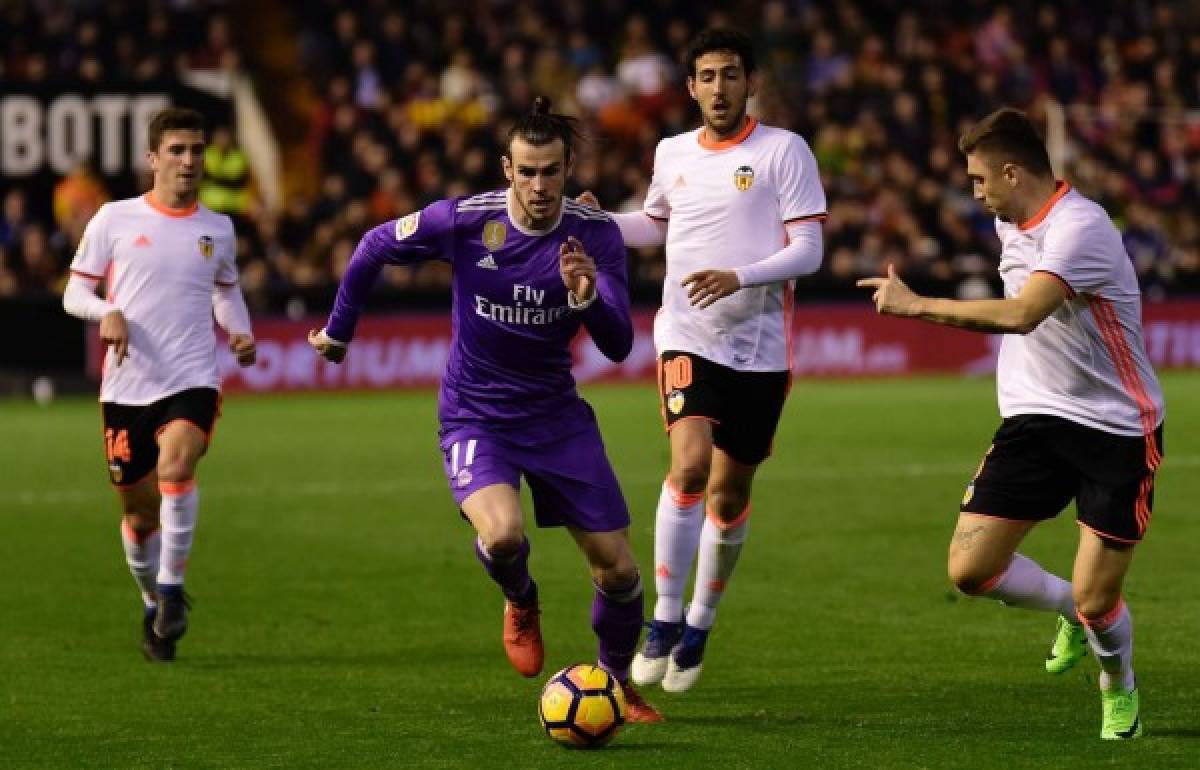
538, 663, 626, 748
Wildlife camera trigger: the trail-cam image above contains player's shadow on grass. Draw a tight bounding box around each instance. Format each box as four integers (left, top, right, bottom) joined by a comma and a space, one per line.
1147, 726, 1200, 738
667, 713, 811, 733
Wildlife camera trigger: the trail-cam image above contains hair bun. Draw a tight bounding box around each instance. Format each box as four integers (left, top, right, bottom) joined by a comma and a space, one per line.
532, 96, 552, 115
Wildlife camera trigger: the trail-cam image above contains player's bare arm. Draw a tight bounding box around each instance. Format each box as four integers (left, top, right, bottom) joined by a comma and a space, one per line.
858, 264, 1066, 334
99, 309, 130, 365
681, 269, 742, 309
559, 235, 596, 303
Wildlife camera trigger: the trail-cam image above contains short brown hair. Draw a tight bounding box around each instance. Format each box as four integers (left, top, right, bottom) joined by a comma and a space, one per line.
147, 107, 205, 152
958, 108, 1053, 178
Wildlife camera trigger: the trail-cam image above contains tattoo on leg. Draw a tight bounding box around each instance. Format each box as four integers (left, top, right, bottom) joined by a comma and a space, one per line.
953, 525, 985, 549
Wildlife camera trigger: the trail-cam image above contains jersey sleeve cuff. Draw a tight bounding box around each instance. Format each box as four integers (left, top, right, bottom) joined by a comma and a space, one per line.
1033, 269, 1076, 299
783, 213, 828, 224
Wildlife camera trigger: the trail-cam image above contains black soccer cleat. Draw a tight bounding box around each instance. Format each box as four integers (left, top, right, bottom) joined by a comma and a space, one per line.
153, 585, 192, 643
141, 605, 176, 662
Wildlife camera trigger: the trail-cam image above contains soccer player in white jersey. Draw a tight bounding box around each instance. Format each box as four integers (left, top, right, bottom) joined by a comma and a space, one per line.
859, 108, 1164, 740
63, 108, 257, 662
580, 28, 827, 692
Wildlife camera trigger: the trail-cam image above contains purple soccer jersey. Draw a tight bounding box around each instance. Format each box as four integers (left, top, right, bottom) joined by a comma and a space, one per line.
324, 190, 634, 530
326, 190, 632, 425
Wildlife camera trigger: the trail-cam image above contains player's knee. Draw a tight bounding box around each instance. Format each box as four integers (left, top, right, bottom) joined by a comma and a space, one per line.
480, 528, 525, 558
947, 557, 996, 596
705, 489, 749, 523
1073, 584, 1120, 621
595, 563, 640, 597
123, 509, 158, 532
668, 462, 710, 496
156, 453, 198, 483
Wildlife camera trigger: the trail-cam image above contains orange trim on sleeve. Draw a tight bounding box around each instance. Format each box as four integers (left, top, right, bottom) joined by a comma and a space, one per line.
158, 479, 196, 496
1032, 269, 1076, 299
71, 268, 105, 280
784, 213, 828, 224
697, 117, 758, 150
215, 280, 237, 288
646, 213, 669, 222
1018, 181, 1071, 231
143, 192, 199, 218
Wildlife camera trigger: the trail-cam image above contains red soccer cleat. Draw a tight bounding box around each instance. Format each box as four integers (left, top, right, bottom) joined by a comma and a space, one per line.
502, 600, 544, 677
621, 680, 664, 723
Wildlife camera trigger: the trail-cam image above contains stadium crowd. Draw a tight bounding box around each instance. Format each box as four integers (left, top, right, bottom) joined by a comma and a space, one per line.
3, 0, 1199, 308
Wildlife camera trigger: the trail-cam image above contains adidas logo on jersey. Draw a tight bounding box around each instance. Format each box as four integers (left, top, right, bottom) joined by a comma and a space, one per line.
476, 254, 498, 270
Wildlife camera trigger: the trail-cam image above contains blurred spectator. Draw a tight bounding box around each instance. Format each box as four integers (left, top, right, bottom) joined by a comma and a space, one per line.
200, 126, 253, 220
4, 0, 1200, 309
53, 161, 110, 250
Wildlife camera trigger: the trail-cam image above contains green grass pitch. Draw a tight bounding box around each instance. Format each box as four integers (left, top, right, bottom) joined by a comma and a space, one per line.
2, 374, 1197, 768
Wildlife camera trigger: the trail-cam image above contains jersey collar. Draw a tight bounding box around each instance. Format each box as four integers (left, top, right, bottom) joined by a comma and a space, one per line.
1018, 181, 1071, 231
698, 117, 758, 151
143, 192, 199, 218
506, 188, 563, 236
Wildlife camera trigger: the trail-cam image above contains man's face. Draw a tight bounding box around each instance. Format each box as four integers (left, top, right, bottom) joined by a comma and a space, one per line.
148, 129, 205, 200
503, 137, 570, 227
687, 51, 755, 137
966, 151, 1016, 221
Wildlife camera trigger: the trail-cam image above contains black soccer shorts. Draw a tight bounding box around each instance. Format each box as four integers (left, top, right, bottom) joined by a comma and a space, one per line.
657, 350, 790, 466
960, 414, 1164, 544
101, 387, 221, 486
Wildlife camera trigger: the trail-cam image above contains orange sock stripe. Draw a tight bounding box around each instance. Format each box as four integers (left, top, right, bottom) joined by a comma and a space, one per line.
664, 479, 704, 507
121, 517, 160, 544
706, 503, 751, 531
974, 564, 1008, 595
158, 479, 196, 496
1077, 597, 1125, 630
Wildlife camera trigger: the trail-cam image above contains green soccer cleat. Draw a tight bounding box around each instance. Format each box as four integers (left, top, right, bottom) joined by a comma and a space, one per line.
1101, 687, 1141, 740
1045, 614, 1088, 674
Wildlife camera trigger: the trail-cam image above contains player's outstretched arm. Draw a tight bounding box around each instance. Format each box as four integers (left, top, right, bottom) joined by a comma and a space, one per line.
561, 235, 633, 362
316, 206, 448, 358
858, 265, 1066, 334
576, 192, 667, 248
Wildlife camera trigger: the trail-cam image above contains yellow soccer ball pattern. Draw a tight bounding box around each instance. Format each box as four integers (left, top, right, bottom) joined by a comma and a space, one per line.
538, 664, 626, 748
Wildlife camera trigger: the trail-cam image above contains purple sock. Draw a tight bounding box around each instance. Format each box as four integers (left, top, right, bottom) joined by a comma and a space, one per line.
474, 537, 536, 606
592, 575, 644, 683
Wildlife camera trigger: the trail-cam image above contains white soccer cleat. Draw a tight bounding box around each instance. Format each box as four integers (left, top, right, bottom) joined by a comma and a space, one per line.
660, 624, 709, 693
631, 620, 683, 685
632, 650, 670, 685
661, 658, 704, 693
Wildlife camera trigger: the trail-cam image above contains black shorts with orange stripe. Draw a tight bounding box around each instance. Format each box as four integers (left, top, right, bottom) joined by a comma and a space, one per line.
960, 414, 1164, 544
657, 350, 789, 466
101, 387, 221, 486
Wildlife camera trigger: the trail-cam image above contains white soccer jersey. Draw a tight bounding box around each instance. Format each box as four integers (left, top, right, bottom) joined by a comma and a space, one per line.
995, 183, 1164, 437
70, 194, 239, 404
645, 118, 826, 371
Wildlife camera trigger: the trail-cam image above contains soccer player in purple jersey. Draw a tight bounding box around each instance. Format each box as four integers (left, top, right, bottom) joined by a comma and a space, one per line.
309, 97, 662, 722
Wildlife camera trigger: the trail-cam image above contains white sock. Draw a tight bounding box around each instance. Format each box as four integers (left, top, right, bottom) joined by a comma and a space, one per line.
157, 480, 198, 587
980, 552, 1075, 616
121, 518, 161, 608
1080, 600, 1136, 692
685, 508, 749, 631
652, 481, 705, 623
